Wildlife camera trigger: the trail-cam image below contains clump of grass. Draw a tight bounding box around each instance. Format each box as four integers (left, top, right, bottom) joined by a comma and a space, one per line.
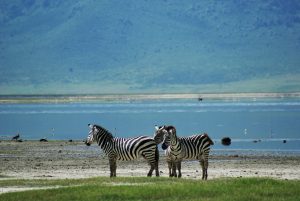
1, 177, 300, 201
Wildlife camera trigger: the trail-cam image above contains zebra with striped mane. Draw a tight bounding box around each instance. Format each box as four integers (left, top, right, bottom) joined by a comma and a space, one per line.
154, 125, 175, 177
155, 125, 214, 180
85, 124, 159, 177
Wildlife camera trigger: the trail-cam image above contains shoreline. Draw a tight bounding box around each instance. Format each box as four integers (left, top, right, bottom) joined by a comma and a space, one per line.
0, 92, 300, 103
1, 141, 299, 182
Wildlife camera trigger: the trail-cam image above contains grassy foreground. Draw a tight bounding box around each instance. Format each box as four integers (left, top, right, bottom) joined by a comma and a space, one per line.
1, 177, 300, 201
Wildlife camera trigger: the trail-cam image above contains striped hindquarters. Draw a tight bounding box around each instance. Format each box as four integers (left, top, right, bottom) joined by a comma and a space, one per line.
179, 133, 214, 160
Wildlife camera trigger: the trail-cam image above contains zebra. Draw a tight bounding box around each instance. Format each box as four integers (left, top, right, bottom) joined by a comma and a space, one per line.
154, 125, 175, 176
153, 125, 166, 144
154, 125, 181, 177
85, 124, 159, 177
155, 125, 214, 180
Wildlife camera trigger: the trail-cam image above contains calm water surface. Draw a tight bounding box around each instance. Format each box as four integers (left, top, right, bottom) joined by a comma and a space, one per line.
1, 98, 300, 154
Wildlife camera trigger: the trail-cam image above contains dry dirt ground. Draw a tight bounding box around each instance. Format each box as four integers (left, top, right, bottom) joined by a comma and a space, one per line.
1, 140, 299, 181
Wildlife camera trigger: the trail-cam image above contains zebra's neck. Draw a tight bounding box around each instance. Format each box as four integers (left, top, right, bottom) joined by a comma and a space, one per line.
170, 135, 181, 151
154, 132, 164, 144
95, 127, 113, 150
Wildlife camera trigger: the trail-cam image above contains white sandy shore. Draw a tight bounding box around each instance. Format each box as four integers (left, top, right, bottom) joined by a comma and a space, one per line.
1, 141, 299, 180
1, 92, 300, 103
1, 141, 300, 193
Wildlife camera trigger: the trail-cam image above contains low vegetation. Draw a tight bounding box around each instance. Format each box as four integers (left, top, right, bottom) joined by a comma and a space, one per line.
1, 177, 300, 201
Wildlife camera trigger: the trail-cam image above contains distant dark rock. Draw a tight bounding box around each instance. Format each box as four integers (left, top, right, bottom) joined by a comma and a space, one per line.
283, 140, 287, 143
68, 139, 73, 142
221, 137, 231, 146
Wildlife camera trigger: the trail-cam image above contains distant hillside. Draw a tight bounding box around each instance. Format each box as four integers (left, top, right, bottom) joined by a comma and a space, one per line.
0, 0, 300, 94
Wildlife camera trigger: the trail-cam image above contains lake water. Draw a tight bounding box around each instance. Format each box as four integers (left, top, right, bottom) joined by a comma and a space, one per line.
0, 98, 300, 155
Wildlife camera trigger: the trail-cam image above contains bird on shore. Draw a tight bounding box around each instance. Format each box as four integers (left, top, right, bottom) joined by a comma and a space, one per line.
12, 134, 20, 141
40, 138, 48, 142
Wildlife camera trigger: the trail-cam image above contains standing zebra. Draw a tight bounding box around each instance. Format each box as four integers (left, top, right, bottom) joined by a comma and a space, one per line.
154, 125, 175, 176
155, 125, 214, 180
85, 124, 159, 177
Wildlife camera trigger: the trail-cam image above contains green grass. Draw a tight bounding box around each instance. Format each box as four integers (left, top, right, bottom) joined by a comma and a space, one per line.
1, 177, 300, 201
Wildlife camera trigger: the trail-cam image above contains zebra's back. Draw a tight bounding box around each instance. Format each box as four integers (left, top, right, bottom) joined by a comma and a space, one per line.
113, 136, 157, 161
178, 134, 213, 160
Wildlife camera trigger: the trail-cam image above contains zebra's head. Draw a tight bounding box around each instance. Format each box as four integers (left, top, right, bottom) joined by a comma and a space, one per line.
85, 124, 97, 146
161, 126, 177, 150
154, 125, 168, 144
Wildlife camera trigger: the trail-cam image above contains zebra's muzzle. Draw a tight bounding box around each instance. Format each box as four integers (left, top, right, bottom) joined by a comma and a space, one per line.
85, 141, 91, 146
162, 143, 168, 150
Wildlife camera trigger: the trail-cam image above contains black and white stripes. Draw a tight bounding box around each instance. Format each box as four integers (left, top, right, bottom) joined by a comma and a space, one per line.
85, 124, 159, 177
155, 125, 214, 180
85, 124, 214, 179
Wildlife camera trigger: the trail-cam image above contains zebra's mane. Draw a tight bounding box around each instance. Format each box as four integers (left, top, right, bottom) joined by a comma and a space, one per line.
165, 125, 177, 138
202, 133, 214, 145
94, 124, 114, 140
165, 125, 176, 132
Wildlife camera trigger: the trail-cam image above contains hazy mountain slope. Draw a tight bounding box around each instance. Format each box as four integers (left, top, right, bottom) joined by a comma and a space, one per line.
0, 0, 300, 94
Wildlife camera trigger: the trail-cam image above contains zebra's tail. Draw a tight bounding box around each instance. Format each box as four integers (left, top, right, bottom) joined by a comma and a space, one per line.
204, 133, 214, 146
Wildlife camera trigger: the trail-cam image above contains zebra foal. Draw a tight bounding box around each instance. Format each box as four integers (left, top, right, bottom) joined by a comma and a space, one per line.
155, 125, 214, 180
85, 124, 159, 177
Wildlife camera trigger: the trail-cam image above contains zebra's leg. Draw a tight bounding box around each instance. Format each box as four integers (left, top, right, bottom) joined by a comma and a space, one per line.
167, 161, 173, 177
143, 152, 155, 177
147, 163, 155, 177
109, 160, 113, 177
200, 159, 205, 180
109, 159, 117, 177
155, 147, 160, 177
172, 162, 177, 178
113, 160, 117, 177
155, 162, 159, 177
177, 161, 182, 178
204, 159, 208, 180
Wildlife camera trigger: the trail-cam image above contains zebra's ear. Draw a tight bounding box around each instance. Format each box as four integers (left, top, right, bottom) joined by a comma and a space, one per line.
88, 124, 94, 129
155, 125, 159, 131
